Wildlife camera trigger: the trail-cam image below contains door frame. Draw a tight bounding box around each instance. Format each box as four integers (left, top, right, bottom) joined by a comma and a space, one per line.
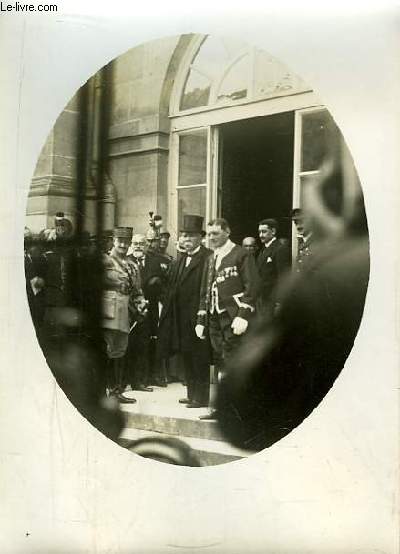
168, 97, 325, 247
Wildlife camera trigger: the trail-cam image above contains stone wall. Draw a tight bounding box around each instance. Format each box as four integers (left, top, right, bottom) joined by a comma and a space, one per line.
27, 94, 79, 232
107, 35, 191, 234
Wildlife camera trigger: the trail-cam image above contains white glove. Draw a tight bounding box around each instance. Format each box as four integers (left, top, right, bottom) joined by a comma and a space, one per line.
231, 316, 248, 336
137, 299, 148, 316
195, 324, 205, 339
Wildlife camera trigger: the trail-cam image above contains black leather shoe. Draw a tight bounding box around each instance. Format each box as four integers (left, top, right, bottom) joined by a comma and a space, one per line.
199, 411, 218, 420
179, 398, 190, 404
117, 393, 137, 404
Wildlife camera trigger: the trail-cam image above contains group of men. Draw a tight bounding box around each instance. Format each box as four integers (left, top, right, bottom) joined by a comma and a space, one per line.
25, 208, 314, 420
98, 210, 314, 419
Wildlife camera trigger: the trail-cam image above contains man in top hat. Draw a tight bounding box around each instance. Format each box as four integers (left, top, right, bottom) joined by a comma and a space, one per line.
159, 215, 212, 408
292, 208, 314, 273
102, 226, 147, 404
195, 218, 259, 419
256, 218, 290, 317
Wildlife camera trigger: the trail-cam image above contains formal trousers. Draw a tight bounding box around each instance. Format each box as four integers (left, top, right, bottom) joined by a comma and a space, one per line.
181, 339, 210, 406
127, 318, 151, 388
208, 311, 243, 377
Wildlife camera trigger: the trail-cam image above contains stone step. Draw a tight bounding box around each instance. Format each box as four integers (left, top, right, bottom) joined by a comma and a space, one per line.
122, 410, 224, 441
117, 383, 255, 466
119, 383, 222, 441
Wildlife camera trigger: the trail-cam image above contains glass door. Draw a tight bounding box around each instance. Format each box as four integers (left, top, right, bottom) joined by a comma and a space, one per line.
292, 106, 341, 256
168, 125, 220, 245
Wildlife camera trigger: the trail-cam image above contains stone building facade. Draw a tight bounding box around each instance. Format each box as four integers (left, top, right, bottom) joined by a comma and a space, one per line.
26, 33, 345, 249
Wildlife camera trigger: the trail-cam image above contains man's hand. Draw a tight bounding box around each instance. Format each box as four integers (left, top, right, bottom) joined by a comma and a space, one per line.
195, 324, 205, 339
231, 316, 248, 336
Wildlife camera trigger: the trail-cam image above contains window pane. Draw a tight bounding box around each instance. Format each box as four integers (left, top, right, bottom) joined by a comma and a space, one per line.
178, 130, 207, 187
180, 69, 211, 110
300, 171, 344, 216
180, 35, 247, 111
301, 110, 340, 172
177, 187, 207, 230
254, 49, 308, 99
216, 54, 249, 104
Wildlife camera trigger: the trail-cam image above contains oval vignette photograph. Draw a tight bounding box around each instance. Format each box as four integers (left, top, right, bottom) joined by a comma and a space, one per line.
24, 34, 369, 467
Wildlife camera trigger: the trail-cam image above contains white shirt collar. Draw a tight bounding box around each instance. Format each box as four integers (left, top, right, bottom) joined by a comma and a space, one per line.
264, 237, 276, 248
187, 245, 201, 257
214, 239, 235, 259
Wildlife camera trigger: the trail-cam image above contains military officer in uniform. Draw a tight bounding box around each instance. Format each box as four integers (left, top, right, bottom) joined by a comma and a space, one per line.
195, 218, 259, 419
102, 226, 147, 404
292, 208, 314, 273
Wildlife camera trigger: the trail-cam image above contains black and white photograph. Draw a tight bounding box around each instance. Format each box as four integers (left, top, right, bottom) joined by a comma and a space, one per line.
24, 32, 370, 466
1, 4, 399, 552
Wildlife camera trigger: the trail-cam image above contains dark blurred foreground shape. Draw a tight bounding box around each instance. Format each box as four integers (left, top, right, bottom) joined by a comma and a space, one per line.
126, 436, 201, 466
216, 154, 370, 451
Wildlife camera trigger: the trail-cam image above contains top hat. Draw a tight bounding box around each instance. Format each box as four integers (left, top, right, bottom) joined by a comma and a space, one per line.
181, 214, 204, 234
113, 227, 133, 239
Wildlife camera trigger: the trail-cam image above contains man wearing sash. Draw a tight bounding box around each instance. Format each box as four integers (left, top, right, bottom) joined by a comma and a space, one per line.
196, 218, 259, 419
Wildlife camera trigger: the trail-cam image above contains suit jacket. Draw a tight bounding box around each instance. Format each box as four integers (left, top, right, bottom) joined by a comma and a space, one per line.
130, 252, 169, 335
256, 239, 290, 305
159, 245, 212, 355
197, 244, 259, 324
134, 253, 168, 301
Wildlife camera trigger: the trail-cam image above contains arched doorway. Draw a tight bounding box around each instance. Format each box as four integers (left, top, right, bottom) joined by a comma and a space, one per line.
167, 34, 342, 252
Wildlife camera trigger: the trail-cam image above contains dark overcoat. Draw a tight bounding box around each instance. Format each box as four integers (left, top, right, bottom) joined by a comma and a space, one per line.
158, 245, 212, 357
132, 252, 169, 336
